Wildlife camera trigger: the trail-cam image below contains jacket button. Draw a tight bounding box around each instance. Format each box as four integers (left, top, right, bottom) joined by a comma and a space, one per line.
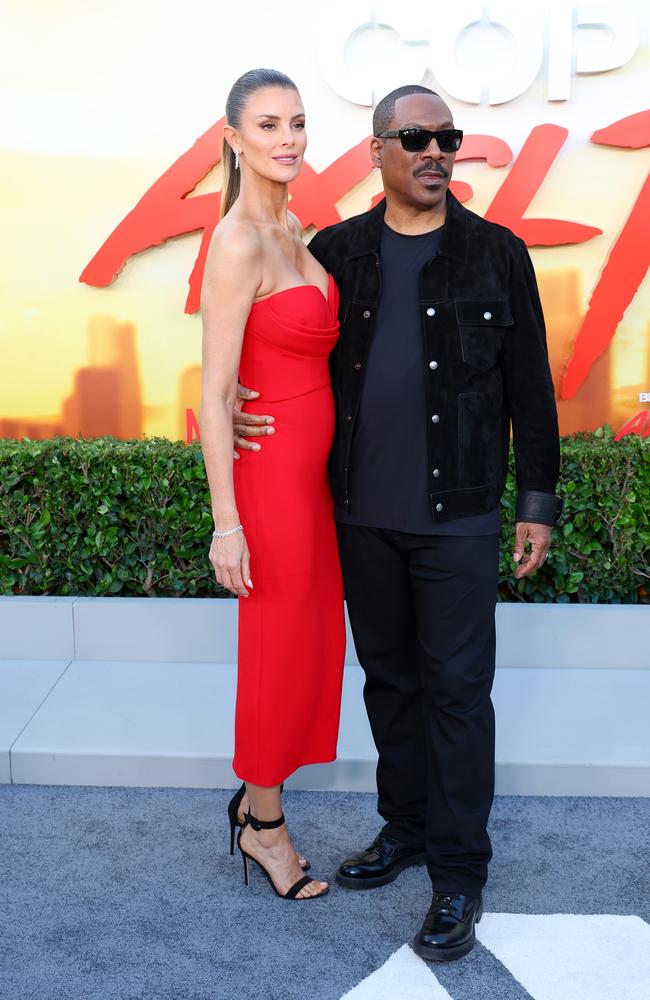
435, 502, 444, 513
483, 310, 492, 320
363, 309, 371, 319
426, 307, 436, 317
353, 362, 362, 370
345, 415, 352, 423
431, 414, 440, 423
433, 468, 440, 478
429, 361, 438, 370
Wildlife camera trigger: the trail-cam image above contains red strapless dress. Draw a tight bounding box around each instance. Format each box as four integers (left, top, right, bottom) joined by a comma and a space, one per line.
232, 273, 346, 786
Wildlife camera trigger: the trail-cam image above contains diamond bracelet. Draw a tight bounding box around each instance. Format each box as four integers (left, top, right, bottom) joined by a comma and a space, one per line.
212, 524, 243, 539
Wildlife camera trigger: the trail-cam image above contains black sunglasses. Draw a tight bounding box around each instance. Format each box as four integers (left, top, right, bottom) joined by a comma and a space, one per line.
375, 127, 463, 153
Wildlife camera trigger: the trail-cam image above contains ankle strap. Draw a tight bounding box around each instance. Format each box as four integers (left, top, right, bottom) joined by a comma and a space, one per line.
244, 809, 285, 832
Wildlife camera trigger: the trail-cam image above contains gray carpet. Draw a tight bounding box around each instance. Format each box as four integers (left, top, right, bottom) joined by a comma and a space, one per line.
1, 787, 649, 1000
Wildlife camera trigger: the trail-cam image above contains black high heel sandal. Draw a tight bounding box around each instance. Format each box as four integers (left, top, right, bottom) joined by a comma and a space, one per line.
237, 809, 328, 901
227, 783, 248, 856
226, 783, 311, 870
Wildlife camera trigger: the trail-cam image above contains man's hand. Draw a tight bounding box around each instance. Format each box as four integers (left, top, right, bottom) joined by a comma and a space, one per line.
512, 521, 552, 579
233, 383, 275, 459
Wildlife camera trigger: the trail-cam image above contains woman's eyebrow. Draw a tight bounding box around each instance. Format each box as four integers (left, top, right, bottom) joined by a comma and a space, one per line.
255, 114, 306, 120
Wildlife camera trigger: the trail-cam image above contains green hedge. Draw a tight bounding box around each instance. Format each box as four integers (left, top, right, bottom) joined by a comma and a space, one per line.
1, 429, 648, 602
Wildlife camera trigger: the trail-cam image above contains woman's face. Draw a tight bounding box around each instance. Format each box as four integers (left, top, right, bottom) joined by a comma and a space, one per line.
228, 85, 307, 183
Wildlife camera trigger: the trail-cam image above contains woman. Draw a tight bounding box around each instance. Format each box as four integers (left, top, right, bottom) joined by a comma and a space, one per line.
199, 69, 345, 901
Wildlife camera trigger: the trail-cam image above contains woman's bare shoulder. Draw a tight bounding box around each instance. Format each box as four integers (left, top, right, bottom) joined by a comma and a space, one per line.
203, 219, 263, 297
207, 216, 262, 268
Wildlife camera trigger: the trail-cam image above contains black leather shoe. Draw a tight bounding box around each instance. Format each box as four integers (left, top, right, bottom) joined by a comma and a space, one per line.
413, 891, 483, 962
336, 832, 428, 890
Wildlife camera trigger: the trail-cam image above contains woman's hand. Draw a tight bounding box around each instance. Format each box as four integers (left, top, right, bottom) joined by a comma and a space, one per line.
210, 531, 253, 597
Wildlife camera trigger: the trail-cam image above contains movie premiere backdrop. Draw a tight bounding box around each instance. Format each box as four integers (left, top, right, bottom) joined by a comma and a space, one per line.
1, 0, 648, 445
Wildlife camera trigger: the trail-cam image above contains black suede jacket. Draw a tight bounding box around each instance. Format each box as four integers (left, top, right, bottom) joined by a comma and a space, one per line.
308, 192, 563, 526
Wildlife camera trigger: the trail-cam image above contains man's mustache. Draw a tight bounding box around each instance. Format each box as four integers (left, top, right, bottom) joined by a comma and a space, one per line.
414, 163, 448, 178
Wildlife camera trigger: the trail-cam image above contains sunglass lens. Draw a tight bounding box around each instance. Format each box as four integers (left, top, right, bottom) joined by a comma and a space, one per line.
400, 129, 463, 152
400, 130, 429, 152
434, 131, 461, 152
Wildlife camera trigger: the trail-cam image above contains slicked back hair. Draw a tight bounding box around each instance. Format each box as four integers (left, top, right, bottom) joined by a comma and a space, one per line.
372, 85, 441, 136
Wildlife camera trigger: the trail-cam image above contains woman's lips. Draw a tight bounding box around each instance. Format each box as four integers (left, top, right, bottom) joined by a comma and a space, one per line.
273, 155, 298, 164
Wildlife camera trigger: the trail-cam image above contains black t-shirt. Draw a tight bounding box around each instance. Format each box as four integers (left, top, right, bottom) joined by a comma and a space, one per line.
334, 222, 500, 535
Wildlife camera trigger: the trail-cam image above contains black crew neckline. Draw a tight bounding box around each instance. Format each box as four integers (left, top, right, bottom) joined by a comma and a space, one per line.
382, 221, 445, 241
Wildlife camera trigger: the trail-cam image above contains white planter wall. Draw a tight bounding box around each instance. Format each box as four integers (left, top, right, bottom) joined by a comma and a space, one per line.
0, 596, 648, 795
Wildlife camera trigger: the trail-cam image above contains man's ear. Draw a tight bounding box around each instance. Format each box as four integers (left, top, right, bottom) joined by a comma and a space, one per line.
370, 137, 383, 168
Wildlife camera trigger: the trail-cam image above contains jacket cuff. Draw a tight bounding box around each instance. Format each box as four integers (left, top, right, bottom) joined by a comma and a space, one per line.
515, 490, 563, 526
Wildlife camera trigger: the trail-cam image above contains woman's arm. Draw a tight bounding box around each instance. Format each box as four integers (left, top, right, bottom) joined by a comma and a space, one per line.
199, 222, 262, 596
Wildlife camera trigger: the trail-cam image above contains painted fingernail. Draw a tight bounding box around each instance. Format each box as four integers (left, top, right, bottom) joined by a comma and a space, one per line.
247, 579, 253, 588
266, 417, 275, 423
266, 427, 275, 434
253, 444, 261, 450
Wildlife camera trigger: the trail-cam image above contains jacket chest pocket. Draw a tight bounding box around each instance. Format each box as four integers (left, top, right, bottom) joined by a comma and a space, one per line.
339, 299, 375, 353
455, 300, 513, 371
342, 300, 375, 324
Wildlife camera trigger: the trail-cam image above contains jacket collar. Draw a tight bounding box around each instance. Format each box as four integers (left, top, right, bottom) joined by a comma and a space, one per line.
345, 189, 469, 264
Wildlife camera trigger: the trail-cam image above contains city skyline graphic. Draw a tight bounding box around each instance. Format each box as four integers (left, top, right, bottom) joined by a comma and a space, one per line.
1, 265, 648, 444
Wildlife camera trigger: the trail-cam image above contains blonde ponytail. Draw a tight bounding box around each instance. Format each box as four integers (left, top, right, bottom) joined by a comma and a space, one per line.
220, 138, 240, 219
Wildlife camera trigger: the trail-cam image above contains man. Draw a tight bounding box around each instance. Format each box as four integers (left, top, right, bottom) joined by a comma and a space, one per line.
233, 85, 562, 961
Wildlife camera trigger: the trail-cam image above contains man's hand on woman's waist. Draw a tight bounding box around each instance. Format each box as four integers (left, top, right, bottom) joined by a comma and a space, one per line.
232, 383, 275, 459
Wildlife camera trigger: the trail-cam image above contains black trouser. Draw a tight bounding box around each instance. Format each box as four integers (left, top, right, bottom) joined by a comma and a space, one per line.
336, 524, 500, 897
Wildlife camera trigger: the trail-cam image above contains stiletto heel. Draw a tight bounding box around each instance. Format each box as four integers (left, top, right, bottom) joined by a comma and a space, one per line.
237, 809, 328, 901
227, 783, 246, 856
226, 783, 311, 869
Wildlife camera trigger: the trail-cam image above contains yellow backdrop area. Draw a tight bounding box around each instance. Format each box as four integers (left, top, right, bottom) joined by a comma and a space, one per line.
0, 0, 648, 442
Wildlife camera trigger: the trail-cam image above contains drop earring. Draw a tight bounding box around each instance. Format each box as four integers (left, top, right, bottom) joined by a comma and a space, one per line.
234, 149, 240, 170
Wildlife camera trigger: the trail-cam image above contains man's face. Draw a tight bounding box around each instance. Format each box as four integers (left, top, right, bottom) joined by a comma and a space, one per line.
372, 93, 457, 212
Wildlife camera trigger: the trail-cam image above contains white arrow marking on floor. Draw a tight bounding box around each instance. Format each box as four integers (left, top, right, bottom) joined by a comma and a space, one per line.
340, 914, 650, 1000
476, 913, 650, 1000
339, 943, 454, 1000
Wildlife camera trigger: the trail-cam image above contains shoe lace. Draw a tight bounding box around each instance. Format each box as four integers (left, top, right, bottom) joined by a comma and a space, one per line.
433, 892, 461, 914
